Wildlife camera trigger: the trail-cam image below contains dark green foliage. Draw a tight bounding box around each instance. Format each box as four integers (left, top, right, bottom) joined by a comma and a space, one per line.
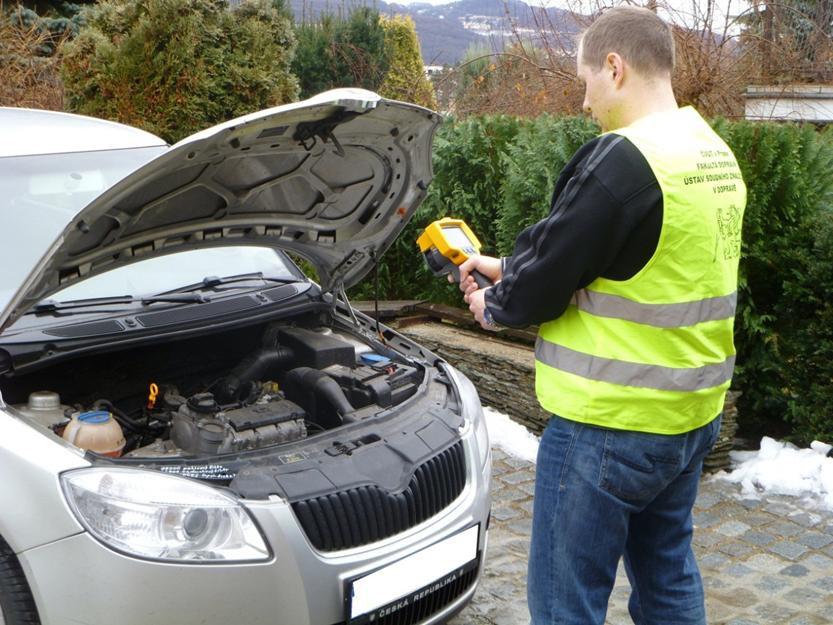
349, 116, 522, 304
292, 7, 388, 99
779, 208, 833, 442
715, 120, 833, 442
498, 115, 598, 255
61, 0, 298, 143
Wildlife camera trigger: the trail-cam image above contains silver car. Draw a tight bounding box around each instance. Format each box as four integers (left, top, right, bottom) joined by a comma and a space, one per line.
0, 90, 491, 625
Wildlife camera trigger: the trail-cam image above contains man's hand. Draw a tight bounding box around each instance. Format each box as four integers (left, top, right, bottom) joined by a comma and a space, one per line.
464, 288, 498, 331
449, 255, 502, 296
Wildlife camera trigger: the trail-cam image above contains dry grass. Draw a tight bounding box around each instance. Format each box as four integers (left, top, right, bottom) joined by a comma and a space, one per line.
0, 2, 64, 110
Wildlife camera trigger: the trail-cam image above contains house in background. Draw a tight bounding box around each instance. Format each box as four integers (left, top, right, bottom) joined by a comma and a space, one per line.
745, 85, 833, 123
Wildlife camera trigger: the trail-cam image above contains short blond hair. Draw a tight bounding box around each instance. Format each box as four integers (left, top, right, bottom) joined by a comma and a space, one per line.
580, 6, 674, 76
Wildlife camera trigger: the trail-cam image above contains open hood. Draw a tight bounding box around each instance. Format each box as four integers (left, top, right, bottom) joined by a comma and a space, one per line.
2, 90, 440, 331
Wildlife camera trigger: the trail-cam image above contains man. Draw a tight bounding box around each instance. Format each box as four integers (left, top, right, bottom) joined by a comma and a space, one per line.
457, 7, 746, 625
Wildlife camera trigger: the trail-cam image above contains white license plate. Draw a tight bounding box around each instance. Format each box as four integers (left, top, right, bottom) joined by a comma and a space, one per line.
346, 524, 480, 622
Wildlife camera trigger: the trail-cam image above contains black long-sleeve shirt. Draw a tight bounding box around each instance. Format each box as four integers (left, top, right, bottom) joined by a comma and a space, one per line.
485, 133, 664, 328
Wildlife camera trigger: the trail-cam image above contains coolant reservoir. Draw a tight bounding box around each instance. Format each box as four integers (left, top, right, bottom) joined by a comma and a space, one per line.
62, 410, 126, 457
14, 391, 72, 428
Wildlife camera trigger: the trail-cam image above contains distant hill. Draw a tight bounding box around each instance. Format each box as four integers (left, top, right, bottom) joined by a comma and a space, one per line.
289, 0, 582, 65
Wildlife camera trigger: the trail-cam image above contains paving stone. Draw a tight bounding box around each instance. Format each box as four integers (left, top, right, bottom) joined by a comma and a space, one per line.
801, 553, 833, 569
491, 448, 509, 462
745, 553, 789, 574
743, 511, 777, 527
711, 588, 759, 608
725, 619, 760, 625
782, 586, 825, 605
738, 497, 764, 510
780, 564, 810, 577
789, 512, 820, 528
695, 490, 723, 509
692, 531, 723, 548
518, 481, 537, 497
491, 505, 522, 522
752, 603, 801, 624
753, 575, 790, 593
518, 500, 534, 516
503, 456, 532, 470
699, 552, 730, 570
769, 520, 804, 537
811, 576, 833, 592
702, 575, 730, 589
743, 530, 777, 546
787, 616, 827, 625
716, 520, 752, 537
723, 563, 754, 578
766, 501, 800, 517
796, 531, 833, 549
499, 470, 535, 485
718, 540, 756, 558
768, 540, 809, 561
693, 510, 722, 528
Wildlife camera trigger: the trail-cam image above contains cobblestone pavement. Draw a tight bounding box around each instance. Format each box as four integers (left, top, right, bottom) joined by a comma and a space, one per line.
449, 447, 833, 625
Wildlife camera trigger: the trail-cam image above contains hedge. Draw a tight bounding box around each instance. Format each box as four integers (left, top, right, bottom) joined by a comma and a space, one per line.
350, 115, 833, 443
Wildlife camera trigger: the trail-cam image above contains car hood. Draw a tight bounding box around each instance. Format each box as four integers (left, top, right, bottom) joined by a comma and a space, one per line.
1, 89, 440, 332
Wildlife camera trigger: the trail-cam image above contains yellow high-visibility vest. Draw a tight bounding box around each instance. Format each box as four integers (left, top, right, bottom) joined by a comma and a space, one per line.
535, 107, 746, 434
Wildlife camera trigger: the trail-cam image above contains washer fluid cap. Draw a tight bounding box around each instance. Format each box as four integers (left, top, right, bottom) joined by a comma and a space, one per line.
361, 353, 391, 366
79, 410, 111, 424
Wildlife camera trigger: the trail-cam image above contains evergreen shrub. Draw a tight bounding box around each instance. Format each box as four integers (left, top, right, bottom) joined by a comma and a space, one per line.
717, 121, 833, 442
61, 0, 298, 143
498, 115, 598, 255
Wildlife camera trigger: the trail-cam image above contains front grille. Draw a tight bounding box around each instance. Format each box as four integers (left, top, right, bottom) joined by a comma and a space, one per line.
292, 441, 467, 552
342, 557, 480, 625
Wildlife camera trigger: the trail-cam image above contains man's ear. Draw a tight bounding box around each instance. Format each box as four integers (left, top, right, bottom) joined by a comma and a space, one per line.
606, 52, 625, 86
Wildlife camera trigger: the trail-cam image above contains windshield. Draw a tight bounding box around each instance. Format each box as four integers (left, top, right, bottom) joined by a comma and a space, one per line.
0, 146, 166, 312
49, 247, 303, 302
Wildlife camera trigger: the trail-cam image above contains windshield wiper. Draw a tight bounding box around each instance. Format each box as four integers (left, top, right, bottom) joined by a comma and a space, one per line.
140, 293, 211, 305
28, 292, 211, 315
30, 296, 135, 314
147, 272, 298, 298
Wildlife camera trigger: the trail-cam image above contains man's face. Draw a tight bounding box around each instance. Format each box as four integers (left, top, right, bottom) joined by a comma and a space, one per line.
576, 44, 617, 131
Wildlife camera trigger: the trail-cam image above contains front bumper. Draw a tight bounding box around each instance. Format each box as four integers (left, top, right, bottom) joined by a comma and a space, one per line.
19, 440, 491, 625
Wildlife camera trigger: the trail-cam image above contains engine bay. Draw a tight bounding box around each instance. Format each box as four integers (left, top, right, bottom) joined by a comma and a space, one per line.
3, 320, 425, 460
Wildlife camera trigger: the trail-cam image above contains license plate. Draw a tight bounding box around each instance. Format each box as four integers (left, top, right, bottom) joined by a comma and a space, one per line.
345, 524, 480, 623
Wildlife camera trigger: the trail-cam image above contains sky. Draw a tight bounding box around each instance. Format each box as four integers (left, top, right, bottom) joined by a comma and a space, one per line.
483, 408, 833, 515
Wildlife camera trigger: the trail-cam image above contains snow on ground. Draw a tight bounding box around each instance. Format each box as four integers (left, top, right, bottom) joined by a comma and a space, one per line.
483, 406, 833, 514
483, 406, 540, 464
714, 437, 833, 514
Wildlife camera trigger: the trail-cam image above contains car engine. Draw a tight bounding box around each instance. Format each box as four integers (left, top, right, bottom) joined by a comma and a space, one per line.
7, 323, 423, 459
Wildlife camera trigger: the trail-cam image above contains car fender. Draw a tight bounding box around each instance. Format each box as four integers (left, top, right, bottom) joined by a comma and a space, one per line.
0, 408, 89, 553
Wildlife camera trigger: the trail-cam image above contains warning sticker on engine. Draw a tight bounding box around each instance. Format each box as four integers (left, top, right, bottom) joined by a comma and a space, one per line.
160, 464, 236, 480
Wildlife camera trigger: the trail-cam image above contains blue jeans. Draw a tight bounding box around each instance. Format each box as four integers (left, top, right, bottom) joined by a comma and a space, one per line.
528, 414, 721, 625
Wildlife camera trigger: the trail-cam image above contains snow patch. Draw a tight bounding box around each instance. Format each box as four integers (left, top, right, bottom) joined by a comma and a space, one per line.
483, 406, 539, 464
715, 436, 833, 513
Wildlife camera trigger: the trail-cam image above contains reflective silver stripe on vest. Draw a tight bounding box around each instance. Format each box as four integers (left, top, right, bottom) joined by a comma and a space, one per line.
535, 338, 735, 392
569, 290, 737, 328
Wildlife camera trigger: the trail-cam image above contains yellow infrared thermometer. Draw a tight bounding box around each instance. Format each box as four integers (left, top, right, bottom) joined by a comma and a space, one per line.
416, 218, 492, 289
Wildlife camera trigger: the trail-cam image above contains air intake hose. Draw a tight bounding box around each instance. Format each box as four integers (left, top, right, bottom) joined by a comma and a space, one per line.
215, 346, 294, 403
283, 367, 356, 428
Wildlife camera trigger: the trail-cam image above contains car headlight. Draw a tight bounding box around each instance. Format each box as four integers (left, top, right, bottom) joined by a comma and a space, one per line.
446, 365, 490, 468
60, 468, 270, 563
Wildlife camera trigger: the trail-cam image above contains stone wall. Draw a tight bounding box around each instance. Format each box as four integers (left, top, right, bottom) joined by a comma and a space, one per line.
399, 322, 551, 434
